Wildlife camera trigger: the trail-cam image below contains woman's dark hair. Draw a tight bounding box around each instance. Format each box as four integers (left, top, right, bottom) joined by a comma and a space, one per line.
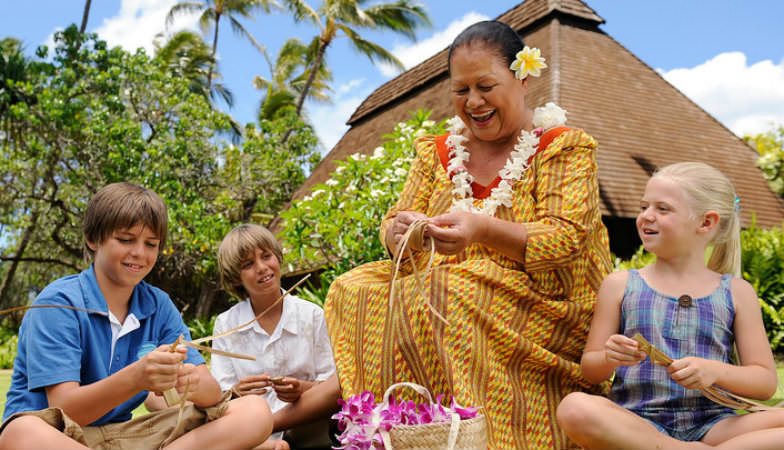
447, 20, 524, 74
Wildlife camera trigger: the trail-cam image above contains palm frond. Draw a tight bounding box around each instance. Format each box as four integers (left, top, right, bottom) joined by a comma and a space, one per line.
165, 2, 205, 28
227, 16, 265, 53
364, 0, 431, 40
338, 24, 404, 69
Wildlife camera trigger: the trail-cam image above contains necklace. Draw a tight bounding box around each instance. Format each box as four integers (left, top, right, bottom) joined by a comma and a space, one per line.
445, 102, 567, 216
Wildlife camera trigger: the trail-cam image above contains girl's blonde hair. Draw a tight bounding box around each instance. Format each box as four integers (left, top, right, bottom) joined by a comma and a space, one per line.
217, 224, 283, 300
653, 162, 741, 276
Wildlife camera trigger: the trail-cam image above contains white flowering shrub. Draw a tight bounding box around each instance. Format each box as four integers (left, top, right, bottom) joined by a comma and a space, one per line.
746, 125, 784, 196
278, 109, 446, 304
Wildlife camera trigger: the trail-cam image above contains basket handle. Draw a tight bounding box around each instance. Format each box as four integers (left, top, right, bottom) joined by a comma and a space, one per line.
377, 382, 461, 450
382, 382, 434, 405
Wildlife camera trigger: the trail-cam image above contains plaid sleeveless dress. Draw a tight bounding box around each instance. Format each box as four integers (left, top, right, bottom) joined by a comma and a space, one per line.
609, 269, 737, 441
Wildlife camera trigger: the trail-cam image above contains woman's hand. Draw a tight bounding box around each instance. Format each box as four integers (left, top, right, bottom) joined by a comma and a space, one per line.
667, 357, 720, 390
603, 334, 646, 368
232, 373, 272, 396
427, 211, 486, 255
271, 376, 308, 403
386, 211, 429, 253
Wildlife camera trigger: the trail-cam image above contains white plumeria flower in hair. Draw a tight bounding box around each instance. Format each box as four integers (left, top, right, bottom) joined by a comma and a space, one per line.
509, 46, 547, 79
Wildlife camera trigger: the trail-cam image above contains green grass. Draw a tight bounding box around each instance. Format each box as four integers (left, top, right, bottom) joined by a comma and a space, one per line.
0, 370, 10, 418
3, 367, 784, 420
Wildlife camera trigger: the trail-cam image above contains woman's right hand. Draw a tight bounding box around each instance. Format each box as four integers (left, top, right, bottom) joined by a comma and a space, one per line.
232, 373, 272, 396
386, 211, 429, 253
604, 334, 646, 367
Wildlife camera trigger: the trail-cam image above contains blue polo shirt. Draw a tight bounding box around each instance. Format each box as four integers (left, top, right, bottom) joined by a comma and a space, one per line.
3, 265, 204, 425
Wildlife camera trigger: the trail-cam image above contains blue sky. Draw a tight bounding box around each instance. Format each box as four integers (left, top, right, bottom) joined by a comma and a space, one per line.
4, 0, 783, 153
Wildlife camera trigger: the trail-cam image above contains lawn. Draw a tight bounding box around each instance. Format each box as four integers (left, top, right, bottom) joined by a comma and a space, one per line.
2, 368, 784, 420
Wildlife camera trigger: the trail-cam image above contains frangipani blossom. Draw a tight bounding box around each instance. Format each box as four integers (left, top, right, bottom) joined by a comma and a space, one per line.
509, 46, 547, 79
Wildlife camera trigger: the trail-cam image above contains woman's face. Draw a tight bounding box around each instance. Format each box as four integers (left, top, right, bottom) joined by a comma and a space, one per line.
449, 43, 528, 144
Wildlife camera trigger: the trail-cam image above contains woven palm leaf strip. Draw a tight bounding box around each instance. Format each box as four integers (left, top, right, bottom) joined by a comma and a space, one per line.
389, 219, 449, 326
631, 333, 781, 412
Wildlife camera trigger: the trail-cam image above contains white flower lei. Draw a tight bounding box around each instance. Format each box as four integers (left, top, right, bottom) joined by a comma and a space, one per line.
445, 102, 567, 216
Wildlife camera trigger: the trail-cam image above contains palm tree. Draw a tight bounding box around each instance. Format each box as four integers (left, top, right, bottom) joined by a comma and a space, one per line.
154, 30, 234, 107
80, 0, 92, 33
253, 36, 332, 122
166, 0, 280, 91
285, 0, 431, 120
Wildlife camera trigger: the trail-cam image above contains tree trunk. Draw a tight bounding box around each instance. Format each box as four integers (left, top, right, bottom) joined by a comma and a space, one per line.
0, 210, 40, 309
207, 13, 221, 93
194, 276, 218, 318
80, 0, 92, 33
281, 37, 328, 145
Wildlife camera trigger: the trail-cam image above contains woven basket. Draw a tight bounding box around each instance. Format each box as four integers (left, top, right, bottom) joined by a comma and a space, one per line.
387, 414, 487, 450
377, 382, 487, 450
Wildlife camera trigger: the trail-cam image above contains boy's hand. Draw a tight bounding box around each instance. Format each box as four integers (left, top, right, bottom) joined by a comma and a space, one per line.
176, 363, 201, 398
603, 334, 646, 367
232, 373, 272, 396
667, 357, 719, 390
136, 345, 187, 393
272, 376, 306, 403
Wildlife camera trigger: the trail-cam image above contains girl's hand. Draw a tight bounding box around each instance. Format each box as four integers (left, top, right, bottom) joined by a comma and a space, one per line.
667, 357, 719, 390
136, 345, 186, 393
232, 373, 272, 396
387, 211, 429, 251
427, 211, 484, 255
603, 334, 646, 367
272, 377, 306, 403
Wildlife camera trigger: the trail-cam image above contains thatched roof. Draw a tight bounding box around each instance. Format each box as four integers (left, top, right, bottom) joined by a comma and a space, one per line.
283, 0, 784, 231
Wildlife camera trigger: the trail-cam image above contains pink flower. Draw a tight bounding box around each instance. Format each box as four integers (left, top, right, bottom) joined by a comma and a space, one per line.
450, 397, 479, 419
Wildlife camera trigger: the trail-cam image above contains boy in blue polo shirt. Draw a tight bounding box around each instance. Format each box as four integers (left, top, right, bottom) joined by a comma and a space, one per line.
0, 182, 272, 449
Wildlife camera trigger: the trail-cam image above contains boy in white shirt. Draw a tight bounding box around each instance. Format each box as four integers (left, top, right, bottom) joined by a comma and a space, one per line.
212, 224, 335, 449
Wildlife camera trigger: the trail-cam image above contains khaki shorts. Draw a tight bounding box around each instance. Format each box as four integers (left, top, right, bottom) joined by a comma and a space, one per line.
0, 392, 230, 450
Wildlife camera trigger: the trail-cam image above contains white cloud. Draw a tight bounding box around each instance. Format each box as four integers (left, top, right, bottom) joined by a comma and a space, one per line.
378, 11, 489, 78
310, 79, 370, 152
660, 52, 784, 136
94, 0, 200, 54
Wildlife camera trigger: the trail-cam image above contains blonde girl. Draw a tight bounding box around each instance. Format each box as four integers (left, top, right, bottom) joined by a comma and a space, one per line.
557, 162, 784, 449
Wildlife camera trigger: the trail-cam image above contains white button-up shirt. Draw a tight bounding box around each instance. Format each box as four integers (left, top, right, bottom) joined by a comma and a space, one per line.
210, 292, 335, 421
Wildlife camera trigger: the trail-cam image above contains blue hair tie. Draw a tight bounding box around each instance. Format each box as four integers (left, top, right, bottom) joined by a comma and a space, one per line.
734, 195, 741, 212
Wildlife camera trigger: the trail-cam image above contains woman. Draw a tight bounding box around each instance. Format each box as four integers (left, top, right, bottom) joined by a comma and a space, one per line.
324, 20, 612, 449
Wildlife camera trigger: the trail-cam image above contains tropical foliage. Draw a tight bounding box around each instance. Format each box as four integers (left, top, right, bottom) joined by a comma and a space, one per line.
166, 0, 279, 91
284, 0, 430, 125
278, 109, 445, 304
0, 26, 320, 319
253, 36, 332, 122
746, 124, 784, 196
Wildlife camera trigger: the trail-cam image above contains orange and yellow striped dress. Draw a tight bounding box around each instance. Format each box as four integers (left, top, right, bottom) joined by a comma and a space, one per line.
324, 129, 612, 449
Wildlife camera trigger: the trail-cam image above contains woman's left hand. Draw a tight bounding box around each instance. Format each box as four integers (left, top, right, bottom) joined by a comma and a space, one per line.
667, 357, 719, 390
427, 212, 486, 255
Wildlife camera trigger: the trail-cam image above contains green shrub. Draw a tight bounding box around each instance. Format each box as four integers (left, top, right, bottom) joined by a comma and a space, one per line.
278, 109, 447, 305
741, 218, 784, 351
0, 325, 17, 369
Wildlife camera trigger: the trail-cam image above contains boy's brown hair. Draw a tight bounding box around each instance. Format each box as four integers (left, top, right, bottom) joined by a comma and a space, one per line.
82, 182, 168, 261
217, 224, 283, 300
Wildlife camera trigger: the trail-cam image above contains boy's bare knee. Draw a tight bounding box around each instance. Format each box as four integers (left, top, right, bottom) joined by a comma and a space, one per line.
0, 416, 54, 449
229, 395, 274, 440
